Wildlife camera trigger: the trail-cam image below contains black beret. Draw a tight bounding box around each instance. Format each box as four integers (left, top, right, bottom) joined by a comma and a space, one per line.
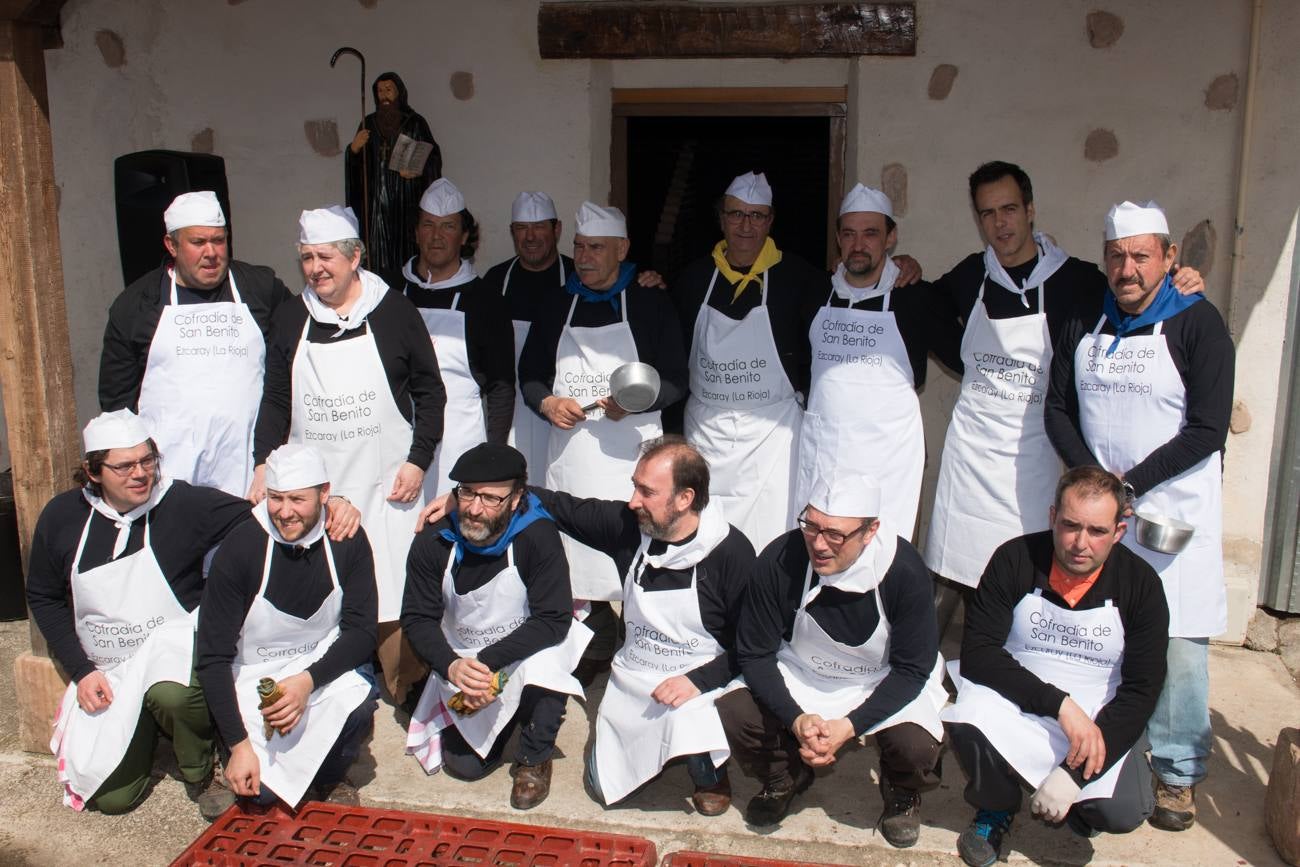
448, 443, 527, 484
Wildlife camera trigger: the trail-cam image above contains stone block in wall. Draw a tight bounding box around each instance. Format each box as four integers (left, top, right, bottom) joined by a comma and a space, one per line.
1267, 727, 1300, 866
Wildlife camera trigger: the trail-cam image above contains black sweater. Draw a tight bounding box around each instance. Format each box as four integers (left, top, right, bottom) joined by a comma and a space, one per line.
196, 519, 378, 747
401, 510, 573, 679
961, 532, 1169, 783
1043, 297, 1235, 498
252, 287, 447, 469
738, 531, 938, 734
481, 255, 576, 325
389, 273, 516, 444
99, 261, 293, 412
26, 481, 252, 681
531, 488, 755, 692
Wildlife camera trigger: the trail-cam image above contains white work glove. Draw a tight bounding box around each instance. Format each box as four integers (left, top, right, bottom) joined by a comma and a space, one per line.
1030, 766, 1081, 823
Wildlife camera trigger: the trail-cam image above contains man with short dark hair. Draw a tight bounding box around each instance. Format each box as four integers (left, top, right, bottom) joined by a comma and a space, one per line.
943, 466, 1169, 866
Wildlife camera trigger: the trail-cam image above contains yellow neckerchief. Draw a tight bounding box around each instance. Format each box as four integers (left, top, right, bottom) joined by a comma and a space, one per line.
711, 236, 783, 302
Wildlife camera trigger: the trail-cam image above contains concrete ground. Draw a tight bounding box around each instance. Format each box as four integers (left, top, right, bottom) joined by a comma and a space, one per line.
0, 617, 1295, 866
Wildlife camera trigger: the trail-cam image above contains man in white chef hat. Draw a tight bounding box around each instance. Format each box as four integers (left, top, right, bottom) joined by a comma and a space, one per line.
719, 473, 946, 846
198, 443, 380, 808
1044, 199, 1233, 834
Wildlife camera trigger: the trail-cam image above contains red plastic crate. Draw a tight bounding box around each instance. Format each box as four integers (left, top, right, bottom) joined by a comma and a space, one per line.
660, 853, 848, 867
171, 801, 657, 866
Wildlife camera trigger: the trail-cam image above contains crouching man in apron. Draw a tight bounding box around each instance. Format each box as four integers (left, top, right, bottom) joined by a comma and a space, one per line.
720, 474, 946, 847
197, 444, 379, 808
403, 444, 591, 810
943, 467, 1169, 867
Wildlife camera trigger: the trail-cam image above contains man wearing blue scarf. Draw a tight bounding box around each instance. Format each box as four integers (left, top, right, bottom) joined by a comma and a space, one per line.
1045, 200, 1235, 836
401, 443, 591, 810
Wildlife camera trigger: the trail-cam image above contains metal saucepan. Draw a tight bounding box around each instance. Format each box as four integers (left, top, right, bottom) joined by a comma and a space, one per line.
581, 361, 661, 414
1134, 510, 1195, 554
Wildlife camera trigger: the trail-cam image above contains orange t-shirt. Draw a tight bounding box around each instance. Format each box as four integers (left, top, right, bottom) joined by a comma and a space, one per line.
1048, 560, 1103, 608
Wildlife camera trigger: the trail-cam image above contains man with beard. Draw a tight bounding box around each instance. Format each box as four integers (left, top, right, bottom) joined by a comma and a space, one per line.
346, 72, 442, 275
402, 443, 590, 810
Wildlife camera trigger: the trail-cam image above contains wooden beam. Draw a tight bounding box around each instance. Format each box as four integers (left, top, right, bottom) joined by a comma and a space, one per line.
613, 86, 848, 105
0, 20, 81, 657
539, 2, 916, 59
0, 0, 65, 47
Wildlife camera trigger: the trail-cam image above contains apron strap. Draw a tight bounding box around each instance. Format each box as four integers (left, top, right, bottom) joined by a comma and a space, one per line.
71, 506, 97, 574
703, 268, 721, 306
563, 294, 580, 326
1090, 314, 1108, 336
322, 536, 341, 593
557, 257, 566, 288
258, 536, 275, 598
1152, 321, 1164, 336
502, 258, 517, 295
227, 269, 243, 305
451, 292, 462, 312
881, 288, 892, 312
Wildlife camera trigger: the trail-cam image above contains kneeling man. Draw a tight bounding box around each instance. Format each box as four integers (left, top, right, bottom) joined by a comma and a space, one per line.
943, 467, 1169, 867
722, 475, 946, 847
403, 443, 590, 810
197, 444, 379, 808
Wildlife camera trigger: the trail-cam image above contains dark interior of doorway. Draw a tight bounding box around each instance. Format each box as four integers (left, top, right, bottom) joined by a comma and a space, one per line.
625, 115, 831, 279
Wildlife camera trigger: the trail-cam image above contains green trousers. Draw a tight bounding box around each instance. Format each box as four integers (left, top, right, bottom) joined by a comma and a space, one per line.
90, 668, 215, 815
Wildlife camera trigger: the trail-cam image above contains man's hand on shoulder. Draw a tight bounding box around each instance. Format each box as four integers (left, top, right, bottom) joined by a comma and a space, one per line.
891, 255, 923, 287
325, 497, 362, 541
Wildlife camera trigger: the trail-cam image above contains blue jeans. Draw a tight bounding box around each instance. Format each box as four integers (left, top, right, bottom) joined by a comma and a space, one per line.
1147, 637, 1212, 787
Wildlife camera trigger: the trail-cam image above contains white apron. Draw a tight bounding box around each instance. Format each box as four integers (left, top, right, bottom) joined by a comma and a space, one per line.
592, 535, 742, 803
406, 545, 591, 763
502, 258, 563, 480
942, 589, 1133, 801
796, 291, 924, 534
413, 291, 488, 498
137, 269, 265, 497
926, 280, 1061, 587
775, 566, 946, 740
1074, 317, 1226, 637
231, 535, 372, 807
50, 513, 197, 809
289, 316, 421, 621
684, 271, 802, 551
544, 294, 662, 600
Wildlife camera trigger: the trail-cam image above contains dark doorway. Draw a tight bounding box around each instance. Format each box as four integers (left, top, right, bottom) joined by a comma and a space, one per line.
611, 88, 846, 280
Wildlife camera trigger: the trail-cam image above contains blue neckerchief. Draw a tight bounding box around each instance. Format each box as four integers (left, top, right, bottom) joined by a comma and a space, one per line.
438, 492, 553, 563
1102, 274, 1203, 356
564, 262, 636, 314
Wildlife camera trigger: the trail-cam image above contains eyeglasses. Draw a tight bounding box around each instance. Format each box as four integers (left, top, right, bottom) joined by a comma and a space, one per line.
721, 209, 772, 226
101, 455, 158, 477
453, 485, 512, 509
796, 514, 872, 547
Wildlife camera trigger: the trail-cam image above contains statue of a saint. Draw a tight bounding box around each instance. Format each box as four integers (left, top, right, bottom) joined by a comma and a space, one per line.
345, 72, 442, 275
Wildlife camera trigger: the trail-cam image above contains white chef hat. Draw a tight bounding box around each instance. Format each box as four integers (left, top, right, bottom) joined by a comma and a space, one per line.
298, 205, 360, 245
808, 473, 882, 519
575, 201, 627, 238
512, 191, 558, 222
1104, 200, 1169, 241
725, 171, 773, 207
265, 443, 329, 491
420, 178, 466, 217
838, 183, 894, 218
164, 191, 226, 233
83, 409, 150, 454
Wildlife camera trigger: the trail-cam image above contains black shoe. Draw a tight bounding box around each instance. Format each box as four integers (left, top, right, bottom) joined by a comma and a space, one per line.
185, 770, 236, 822
1065, 806, 1100, 838
957, 808, 1013, 867
877, 778, 922, 848
743, 764, 814, 827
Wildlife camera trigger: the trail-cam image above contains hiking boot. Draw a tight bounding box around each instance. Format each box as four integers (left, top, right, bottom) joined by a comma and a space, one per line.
957, 808, 1013, 867
311, 780, 361, 806
1149, 780, 1195, 831
877, 778, 922, 848
185, 771, 236, 822
691, 776, 732, 816
743, 763, 814, 827
510, 759, 553, 810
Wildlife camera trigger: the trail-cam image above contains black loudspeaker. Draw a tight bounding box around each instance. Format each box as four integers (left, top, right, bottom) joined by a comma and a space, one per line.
114, 150, 233, 286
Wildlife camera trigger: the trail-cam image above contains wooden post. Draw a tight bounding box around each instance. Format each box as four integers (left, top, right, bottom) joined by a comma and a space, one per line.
0, 17, 81, 752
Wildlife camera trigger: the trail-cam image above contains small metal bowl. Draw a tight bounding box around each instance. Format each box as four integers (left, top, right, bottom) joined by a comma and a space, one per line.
1134, 510, 1195, 554
583, 362, 662, 413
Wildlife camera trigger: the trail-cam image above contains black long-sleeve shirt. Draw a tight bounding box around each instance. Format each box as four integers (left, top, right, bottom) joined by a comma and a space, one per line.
252, 286, 447, 469
531, 487, 755, 691
388, 273, 515, 443
481, 255, 576, 325
961, 532, 1169, 784
1043, 297, 1235, 498
196, 519, 378, 747
517, 278, 688, 418
401, 510, 572, 678
26, 481, 253, 681
929, 252, 1110, 374
737, 530, 938, 734
99, 261, 293, 412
